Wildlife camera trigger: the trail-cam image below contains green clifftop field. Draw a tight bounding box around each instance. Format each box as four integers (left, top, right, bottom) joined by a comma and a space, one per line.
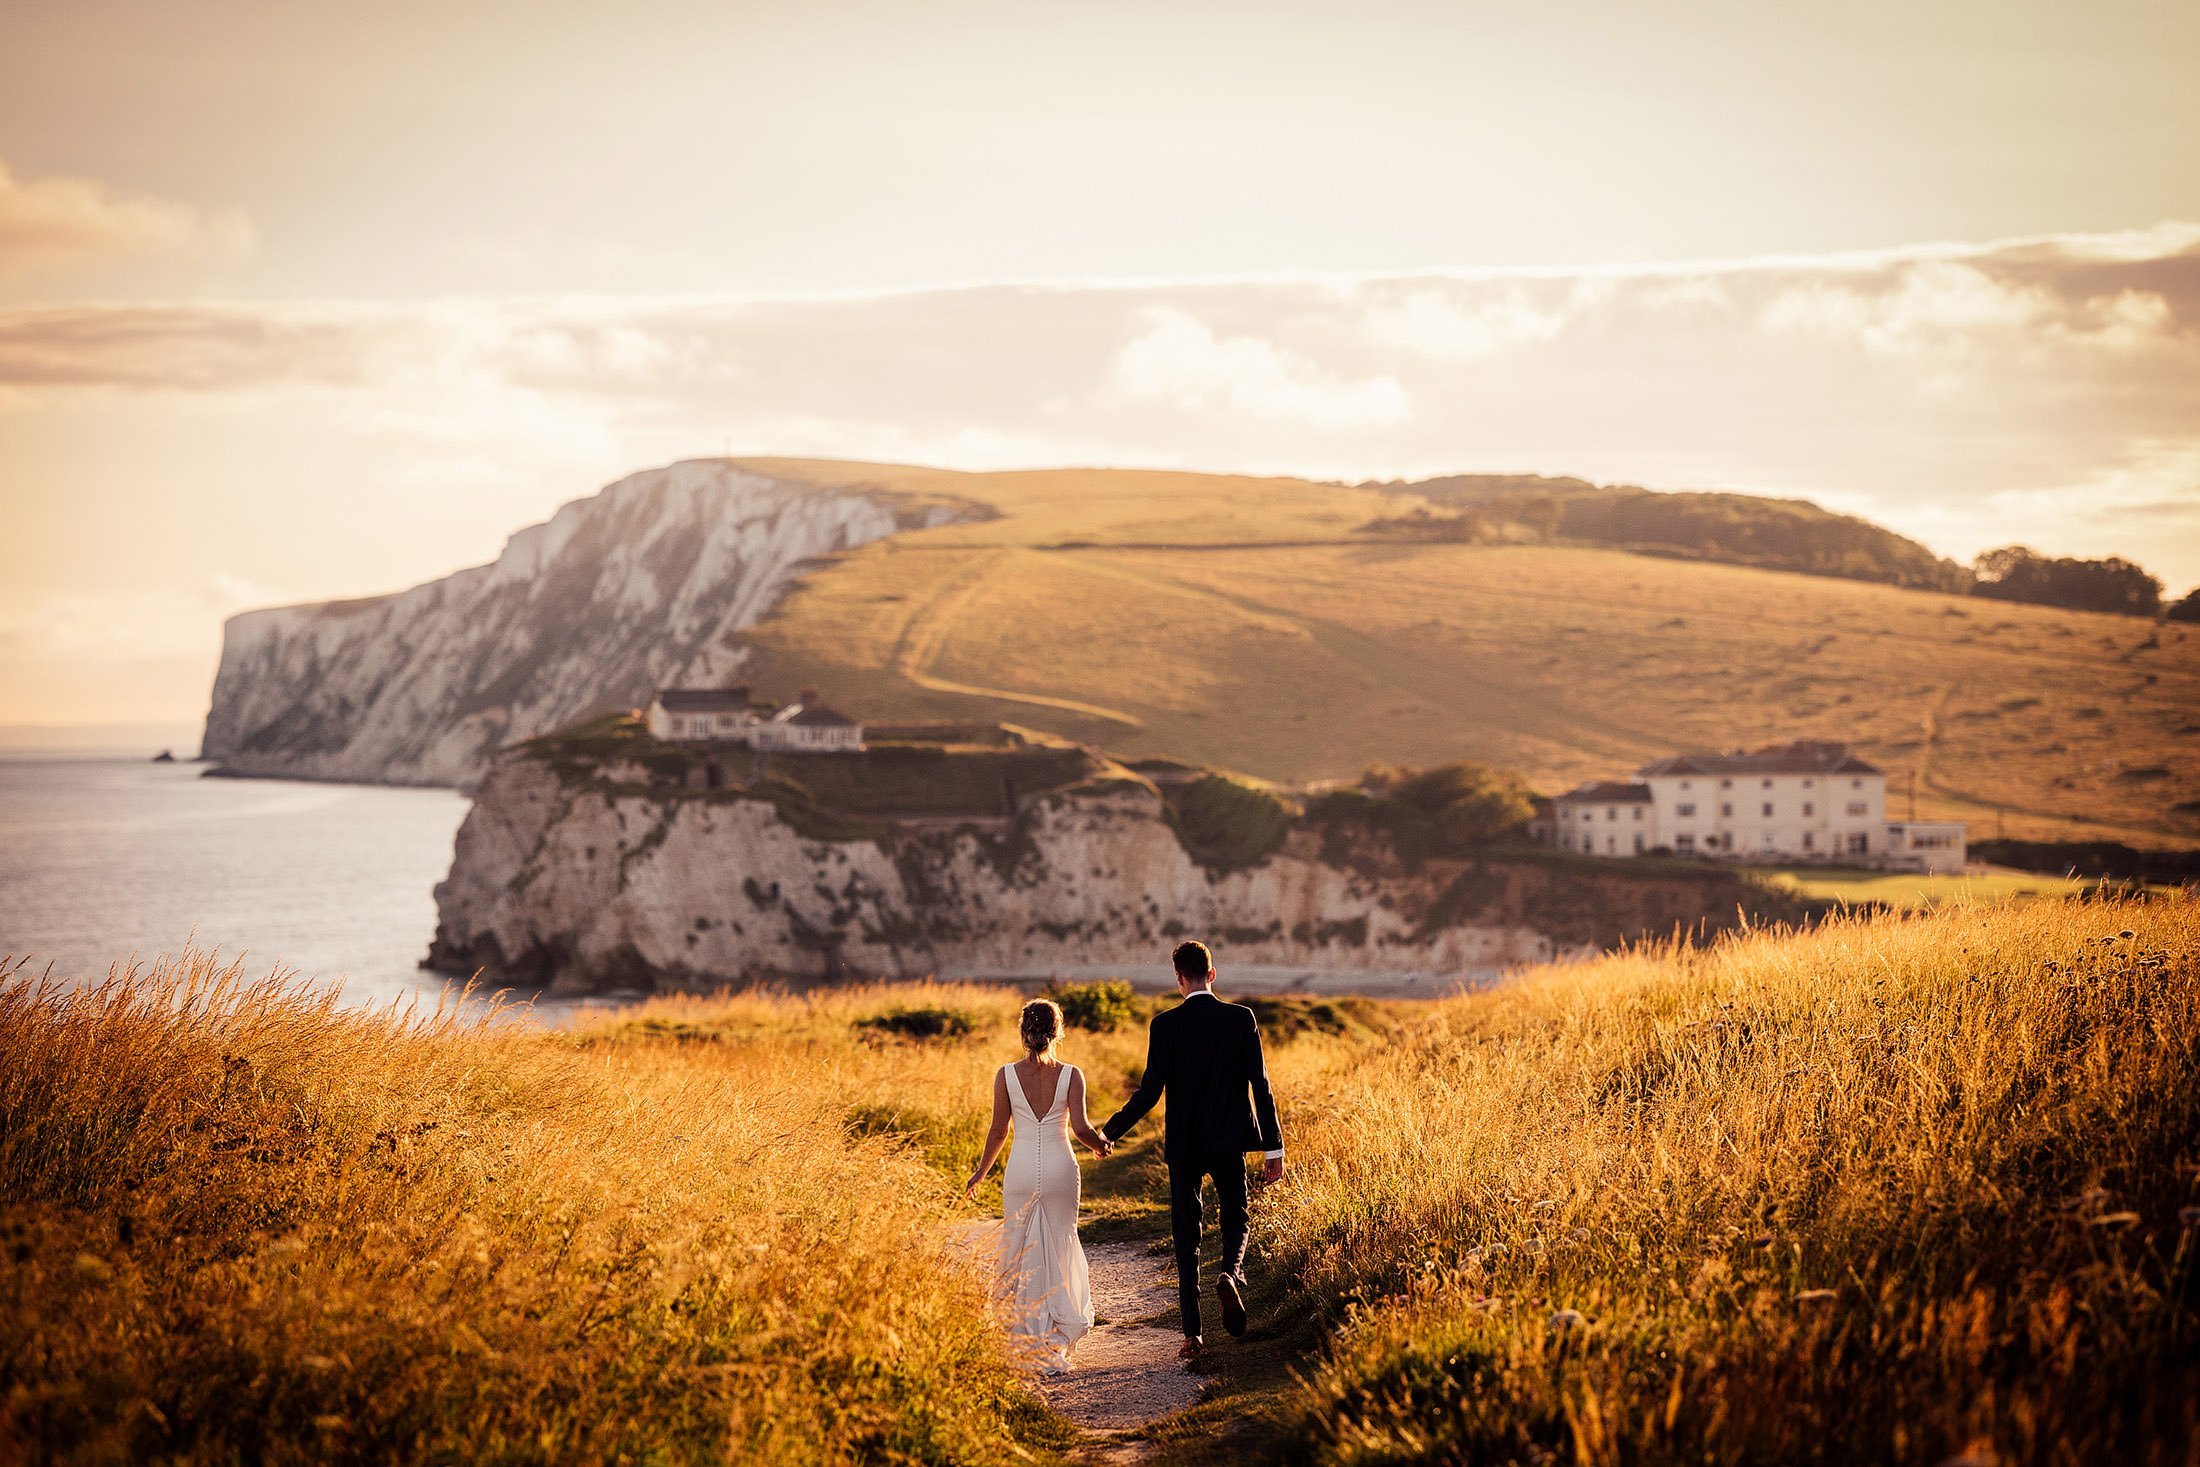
4, 896, 2193, 1463
724, 460, 2200, 847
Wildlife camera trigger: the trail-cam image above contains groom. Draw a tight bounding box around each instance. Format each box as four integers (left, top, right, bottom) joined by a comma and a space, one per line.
1101, 939, 1286, 1356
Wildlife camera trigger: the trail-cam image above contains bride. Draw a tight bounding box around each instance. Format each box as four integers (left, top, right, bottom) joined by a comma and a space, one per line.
962, 998, 1112, 1373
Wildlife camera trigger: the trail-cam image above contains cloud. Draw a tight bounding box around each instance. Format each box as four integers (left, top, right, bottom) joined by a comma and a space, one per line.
0, 158, 252, 275
0, 223, 2196, 583
1104, 308, 1410, 428
1362, 285, 1573, 360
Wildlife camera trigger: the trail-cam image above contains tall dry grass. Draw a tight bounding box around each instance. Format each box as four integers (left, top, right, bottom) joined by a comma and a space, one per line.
0, 955, 1066, 1464
10, 897, 2192, 1465
1250, 896, 2200, 1465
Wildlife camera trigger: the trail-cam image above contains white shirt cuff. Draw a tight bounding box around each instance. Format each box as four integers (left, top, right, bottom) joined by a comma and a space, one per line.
1264, 1148, 1285, 1159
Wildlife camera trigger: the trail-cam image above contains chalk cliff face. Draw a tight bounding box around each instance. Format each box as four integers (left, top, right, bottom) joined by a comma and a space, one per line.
427, 751, 1788, 994
200, 461, 957, 787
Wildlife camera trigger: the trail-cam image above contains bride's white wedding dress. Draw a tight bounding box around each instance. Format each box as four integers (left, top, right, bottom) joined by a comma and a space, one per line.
997, 1062, 1095, 1371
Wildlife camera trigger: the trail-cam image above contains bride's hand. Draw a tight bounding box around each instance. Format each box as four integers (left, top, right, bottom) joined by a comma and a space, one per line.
961, 1174, 981, 1202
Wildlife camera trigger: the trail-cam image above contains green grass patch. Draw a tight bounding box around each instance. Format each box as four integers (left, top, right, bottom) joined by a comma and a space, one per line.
1238, 994, 1395, 1045
855, 1005, 978, 1041
1045, 978, 1146, 1033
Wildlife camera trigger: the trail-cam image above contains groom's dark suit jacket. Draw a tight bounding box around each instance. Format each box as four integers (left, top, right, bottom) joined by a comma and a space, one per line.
1102, 991, 1284, 1159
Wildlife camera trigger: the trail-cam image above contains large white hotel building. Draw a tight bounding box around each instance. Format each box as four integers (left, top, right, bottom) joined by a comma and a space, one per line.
1552, 740, 1966, 873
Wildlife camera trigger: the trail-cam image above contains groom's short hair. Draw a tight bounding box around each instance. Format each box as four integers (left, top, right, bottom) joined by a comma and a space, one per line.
1172, 940, 1214, 981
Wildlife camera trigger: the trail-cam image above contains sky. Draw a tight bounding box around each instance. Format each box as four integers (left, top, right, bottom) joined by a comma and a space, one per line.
3, 0, 2197, 732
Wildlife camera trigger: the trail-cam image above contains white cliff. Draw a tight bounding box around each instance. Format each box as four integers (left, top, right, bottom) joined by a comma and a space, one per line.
200, 460, 958, 787
427, 749, 1796, 993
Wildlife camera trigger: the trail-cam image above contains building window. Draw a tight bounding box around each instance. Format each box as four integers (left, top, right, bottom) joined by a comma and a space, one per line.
1802, 802, 1814, 816
1851, 778, 1863, 788
1847, 801, 1869, 816
1848, 833, 1870, 854
1677, 802, 1696, 816
1762, 779, 1773, 789
1607, 807, 1618, 820
1721, 802, 1734, 817
1633, 833, 1645, 853
1633, 807, 1644, 820
1720, 778, 1733, 789
1680, 780, 1692, 790
1802, 779, 1815, 788
1607, 836, 1617, 854
1675, 834, 1695, 853
1801, 832, 1815, 851
1762, 832, 1777, 850
1761, 802, 1774, 817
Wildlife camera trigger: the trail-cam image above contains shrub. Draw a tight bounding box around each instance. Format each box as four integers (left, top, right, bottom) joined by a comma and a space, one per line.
1310, 761, 1537, 865
1044, 978, 1142, 1033
856, 1005, 976, 1040
1384, 763, 1537, 856
1239, 994, 1391, 1044
1163, 774, 1296, 871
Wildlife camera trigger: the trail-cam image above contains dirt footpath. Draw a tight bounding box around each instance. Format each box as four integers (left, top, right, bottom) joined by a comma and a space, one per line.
1044, 1239, 1206, 1436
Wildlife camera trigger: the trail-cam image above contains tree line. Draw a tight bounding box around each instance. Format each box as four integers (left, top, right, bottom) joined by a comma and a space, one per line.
1362, 476, 2197, 618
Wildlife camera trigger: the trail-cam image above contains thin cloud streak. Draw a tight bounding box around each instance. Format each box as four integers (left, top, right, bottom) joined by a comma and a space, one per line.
0, 157, 252, 276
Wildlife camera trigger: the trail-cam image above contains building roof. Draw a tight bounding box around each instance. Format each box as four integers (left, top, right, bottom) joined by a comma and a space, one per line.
1557, 780, 1654, 804
1637, 740, 1880, 778
774, 701, 860, 728
654, 686, 754, 714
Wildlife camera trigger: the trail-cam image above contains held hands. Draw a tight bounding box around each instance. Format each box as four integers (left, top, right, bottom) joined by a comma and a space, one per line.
1087, 1136, 1115, 1159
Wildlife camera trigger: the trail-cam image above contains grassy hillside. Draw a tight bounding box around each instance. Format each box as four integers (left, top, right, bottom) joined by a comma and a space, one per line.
6, 898, 2191, 1463
1233, 894, 2199, 1466
729, 460, 2200, 846
0, 956, 1066, 1465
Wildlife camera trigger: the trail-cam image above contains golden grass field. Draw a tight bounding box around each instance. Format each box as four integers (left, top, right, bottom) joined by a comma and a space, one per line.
1756, 863, 2105, 908
5, 891, 2194, 1464
1241, 894, 2199, 1466
730, 459, 2200, 847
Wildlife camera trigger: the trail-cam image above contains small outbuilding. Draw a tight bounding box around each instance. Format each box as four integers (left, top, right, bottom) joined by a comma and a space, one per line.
751, 690, 864, 753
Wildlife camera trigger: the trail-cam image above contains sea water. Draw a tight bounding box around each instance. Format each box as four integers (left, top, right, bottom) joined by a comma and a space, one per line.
0, 755, 471, 1008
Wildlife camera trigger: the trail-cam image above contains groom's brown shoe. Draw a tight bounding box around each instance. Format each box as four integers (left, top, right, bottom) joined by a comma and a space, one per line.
1217, 1274, 1248, 1337
1179, 1335, 1202, 1359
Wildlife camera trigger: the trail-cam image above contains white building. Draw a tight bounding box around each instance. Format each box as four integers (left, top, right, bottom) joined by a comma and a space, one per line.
750, 691, 864, 753
646, 686, 863, 753
1554, 741, 1966, 873
1556, 780, 1657, 857
646, 687, 759, 742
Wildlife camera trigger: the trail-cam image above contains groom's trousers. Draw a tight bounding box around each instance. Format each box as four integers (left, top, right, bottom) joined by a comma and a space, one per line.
1167, 1152, 1249, 1337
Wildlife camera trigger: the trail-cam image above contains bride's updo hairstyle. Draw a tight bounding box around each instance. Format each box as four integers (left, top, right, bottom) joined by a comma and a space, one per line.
1020, 999, 1064, 1062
